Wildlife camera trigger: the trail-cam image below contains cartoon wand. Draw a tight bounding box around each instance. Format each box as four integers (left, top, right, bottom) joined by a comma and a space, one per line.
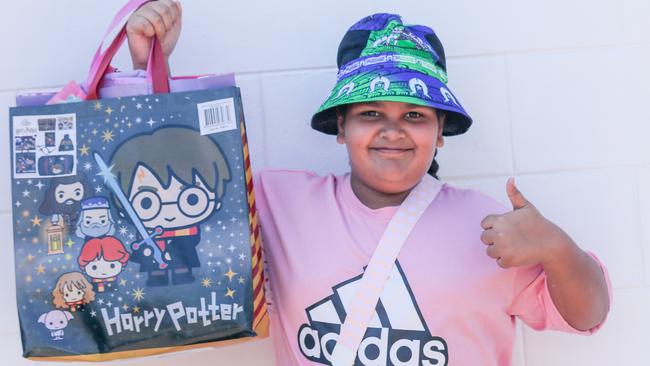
93, 152, 168, 269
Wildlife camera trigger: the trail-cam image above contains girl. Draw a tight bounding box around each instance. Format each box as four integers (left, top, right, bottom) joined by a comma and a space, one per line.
51, 271, 96, 312
126, 3, 610, 365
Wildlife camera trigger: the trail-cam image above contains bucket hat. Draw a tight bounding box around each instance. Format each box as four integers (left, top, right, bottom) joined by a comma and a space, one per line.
311, 13, 472, 136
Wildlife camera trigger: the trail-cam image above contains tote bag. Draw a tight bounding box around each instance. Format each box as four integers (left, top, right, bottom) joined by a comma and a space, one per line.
9, 0, 267, 361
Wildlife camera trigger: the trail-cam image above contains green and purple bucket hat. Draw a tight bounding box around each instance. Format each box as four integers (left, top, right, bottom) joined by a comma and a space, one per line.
311, 13, 472, 136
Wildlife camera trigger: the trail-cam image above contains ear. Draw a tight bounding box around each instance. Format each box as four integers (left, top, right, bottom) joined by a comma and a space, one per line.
38, 313, 47, 324
336, 113, 345, 144
436, 113, 445, 148
64, 311, 73, 321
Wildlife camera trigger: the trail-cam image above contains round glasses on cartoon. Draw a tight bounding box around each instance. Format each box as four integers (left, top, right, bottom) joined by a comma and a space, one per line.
106, 127, 231, 287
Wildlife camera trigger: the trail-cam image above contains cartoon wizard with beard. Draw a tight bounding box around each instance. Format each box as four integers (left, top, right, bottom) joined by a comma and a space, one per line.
39, 172, 93, 233
75, 196, 116, 239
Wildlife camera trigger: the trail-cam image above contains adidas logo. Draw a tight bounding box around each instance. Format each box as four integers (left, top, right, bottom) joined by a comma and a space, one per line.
298, 261, 448, 365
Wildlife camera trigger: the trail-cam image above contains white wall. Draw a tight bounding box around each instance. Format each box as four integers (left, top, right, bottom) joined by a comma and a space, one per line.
1, 0, 648, 364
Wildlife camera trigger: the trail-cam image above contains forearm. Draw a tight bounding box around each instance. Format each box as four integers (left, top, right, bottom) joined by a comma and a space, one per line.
542, 234, 610, 331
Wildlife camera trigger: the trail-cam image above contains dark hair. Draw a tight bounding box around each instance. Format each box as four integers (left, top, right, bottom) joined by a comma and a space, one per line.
336, 105, 444, 179
39, 172, 93, 221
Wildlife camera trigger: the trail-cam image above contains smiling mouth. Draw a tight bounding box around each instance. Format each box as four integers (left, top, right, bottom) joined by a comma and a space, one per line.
371, 147, 413, 155
164, 217, 176, 222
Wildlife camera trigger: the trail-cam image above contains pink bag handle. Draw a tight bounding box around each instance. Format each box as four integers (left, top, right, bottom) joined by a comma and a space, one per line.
86, 0, 151, 84
85, 0, 170, 100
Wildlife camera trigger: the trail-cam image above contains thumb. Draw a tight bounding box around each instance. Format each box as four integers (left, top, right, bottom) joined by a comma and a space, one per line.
506, 177, 531, 210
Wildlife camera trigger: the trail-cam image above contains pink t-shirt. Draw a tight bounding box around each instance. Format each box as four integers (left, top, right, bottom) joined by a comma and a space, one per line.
254, 170, 610, 366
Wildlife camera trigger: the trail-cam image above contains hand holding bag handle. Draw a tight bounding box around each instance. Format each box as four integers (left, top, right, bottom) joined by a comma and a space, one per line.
89, 0, 151, 74
85, 0, 169, 100
85, 0, 150, 86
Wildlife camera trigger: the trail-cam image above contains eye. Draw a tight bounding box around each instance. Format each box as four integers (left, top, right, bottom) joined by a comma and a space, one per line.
142, 197, 152, 209
188, 193, 199, 206
406, 111, 423, 119
85, 220, 90, 225
131, 190, 161, 221
59, 321, 63, 324
178, 187, 209, 217
91, 265, 97, 271
100, 219, 106, 224
49, 322, 53, 325
360, 110, 380, 117
75, 191, 81, 197
110, 263, 116, 269
77, 291, 81, 295
58, 193, 64, 199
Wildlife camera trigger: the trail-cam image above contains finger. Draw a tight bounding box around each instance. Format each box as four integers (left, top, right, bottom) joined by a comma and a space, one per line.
138, 7, 167, 41
127, 14, 156, 38
496, 257, 507, 268
506, 177, 531, 210
150, 1, 175, 31
160, 0, 182, 25
480, 228, 496, 245
485, 243, 500, 259
480, 214, 499, 230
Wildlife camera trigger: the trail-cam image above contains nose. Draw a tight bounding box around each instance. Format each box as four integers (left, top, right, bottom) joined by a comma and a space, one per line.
378, 118, 406, 140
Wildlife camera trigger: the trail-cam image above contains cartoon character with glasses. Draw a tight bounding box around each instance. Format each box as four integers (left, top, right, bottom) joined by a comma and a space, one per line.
110, 126, 231, 286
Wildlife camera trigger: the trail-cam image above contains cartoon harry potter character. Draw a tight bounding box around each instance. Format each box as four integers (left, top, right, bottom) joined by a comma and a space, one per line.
75, 196, 116, 239
77, 237, 129, 292
52, 271, 96, 312
38, 310, 73, 341
39, 172, 93, 231
109, 127, 230, 287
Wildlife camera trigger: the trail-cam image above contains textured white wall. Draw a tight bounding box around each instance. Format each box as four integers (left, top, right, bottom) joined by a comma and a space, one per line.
1, 0, 648, 365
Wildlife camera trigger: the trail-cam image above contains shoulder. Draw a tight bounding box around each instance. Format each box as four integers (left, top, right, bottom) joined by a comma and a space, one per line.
254, 169, 339, 191
253, 169, 343, 208
254, 169, 321, 183
436, 181, 510, 217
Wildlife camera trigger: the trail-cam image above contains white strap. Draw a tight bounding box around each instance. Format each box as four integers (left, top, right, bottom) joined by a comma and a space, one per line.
331, 175, 442, 365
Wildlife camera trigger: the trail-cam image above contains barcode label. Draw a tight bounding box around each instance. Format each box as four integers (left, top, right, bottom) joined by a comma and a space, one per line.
197, 98, 237, 135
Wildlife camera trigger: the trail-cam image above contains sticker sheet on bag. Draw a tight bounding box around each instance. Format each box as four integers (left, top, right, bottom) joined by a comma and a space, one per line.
12, 113, 77, 179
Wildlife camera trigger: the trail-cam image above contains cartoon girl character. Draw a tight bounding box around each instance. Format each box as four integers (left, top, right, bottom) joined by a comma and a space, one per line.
77, 237, 129, 293
110, 126, 230, 287
51, 271, 96, 312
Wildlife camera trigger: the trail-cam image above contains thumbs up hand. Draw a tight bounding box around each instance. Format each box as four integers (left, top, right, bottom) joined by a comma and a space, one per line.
480, 177, 570, 268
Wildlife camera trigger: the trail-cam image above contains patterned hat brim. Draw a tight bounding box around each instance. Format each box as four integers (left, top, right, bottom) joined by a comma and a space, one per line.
311, 67, 472, 136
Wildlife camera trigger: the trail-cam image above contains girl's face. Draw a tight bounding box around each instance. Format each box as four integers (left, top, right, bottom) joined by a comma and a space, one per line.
62, 284, 84, 303
337, 101, 444, 206
84, 257, 123, 279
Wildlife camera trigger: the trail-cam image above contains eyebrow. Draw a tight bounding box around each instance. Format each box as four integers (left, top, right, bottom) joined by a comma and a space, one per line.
357, 101, 428, 109
137, 186, 158, 192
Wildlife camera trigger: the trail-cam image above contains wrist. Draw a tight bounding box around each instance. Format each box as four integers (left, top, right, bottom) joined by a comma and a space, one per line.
539, 224, 578, 269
